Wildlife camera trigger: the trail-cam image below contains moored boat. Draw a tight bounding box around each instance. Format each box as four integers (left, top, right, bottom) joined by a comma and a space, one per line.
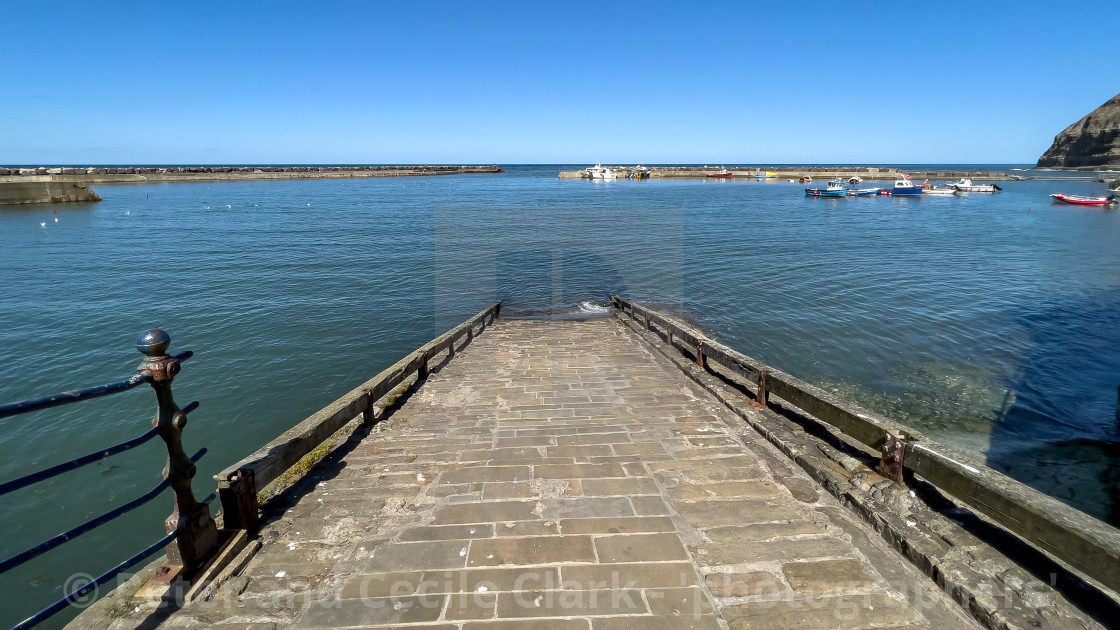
629, 165, 651, 180
806, 178, 849, 197
951, 177, 1001, 193
924, 187, 959, 196
586, 163, 617, 180
890, 174, 923, 195
707, 168, 733, 179
848, 187, 883, 196
848, 176, 863, 185
1050, 193, 1117, 206
755, 171, 779, 179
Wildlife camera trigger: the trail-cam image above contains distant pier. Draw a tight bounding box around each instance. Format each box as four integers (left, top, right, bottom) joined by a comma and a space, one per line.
0, 165, 503, 205
559, 166, 1022, 181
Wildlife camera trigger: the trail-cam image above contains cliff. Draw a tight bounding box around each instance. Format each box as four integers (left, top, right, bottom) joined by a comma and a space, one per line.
1037, 94, 1120, 168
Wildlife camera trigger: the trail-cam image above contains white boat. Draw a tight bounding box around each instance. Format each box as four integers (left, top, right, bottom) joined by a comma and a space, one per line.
924, 187, 959, 196
950, 178, 1001, 193
585, 163, 617, 180
848, 176, 863, 185
890, 174, 923, 196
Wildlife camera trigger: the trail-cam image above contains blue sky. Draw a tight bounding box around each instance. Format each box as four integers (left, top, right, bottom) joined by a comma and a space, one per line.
1, 1, 1117, 165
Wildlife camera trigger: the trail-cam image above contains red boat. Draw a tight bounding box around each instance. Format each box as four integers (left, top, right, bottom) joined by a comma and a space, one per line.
1050, 193, 1117, 206
707, 168, 733, 179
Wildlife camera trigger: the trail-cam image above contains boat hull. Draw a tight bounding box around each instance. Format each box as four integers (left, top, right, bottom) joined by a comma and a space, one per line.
805, 188, 848, 197
891, 187, 923, 195
1050, 193, 1116, 206
849, 188, 882, 196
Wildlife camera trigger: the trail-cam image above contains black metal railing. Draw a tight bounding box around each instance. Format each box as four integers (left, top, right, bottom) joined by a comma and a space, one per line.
0, 330, 219, 630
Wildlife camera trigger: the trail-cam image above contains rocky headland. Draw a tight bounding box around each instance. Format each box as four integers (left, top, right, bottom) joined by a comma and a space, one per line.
1037, 93, 1120, 168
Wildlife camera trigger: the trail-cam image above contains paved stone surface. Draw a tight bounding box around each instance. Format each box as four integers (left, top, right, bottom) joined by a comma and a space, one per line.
98, 318, 983, 629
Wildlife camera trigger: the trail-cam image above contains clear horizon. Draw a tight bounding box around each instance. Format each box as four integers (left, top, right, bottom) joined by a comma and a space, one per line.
2, 0, 1117, 165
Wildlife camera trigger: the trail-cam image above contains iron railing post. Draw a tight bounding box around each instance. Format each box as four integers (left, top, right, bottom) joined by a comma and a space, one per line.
136, 329, 219, 573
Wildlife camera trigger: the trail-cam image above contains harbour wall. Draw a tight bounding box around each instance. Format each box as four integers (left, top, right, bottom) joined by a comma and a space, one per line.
0, 181, 101, 205
559, 166, 1018, 181
0, 165, 503, 186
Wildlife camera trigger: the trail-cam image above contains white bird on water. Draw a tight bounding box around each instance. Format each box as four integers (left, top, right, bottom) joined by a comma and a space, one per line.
40, 222, 46, 227
53, 217, 58, 222
125, 211, 130, 215
226, 204, 232, 209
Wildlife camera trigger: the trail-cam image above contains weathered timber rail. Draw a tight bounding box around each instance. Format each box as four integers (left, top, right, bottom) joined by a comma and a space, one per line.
611, 296, 1120, 596
214, 302, 502, 531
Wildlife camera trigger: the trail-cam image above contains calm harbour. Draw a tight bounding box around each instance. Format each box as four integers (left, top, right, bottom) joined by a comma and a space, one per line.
1, 164, 1118, 627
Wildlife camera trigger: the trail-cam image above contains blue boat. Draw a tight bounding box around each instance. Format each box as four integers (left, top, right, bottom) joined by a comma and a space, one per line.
805, 178, 849, 197
890, 174, 923, 196
848, 187, 883, 196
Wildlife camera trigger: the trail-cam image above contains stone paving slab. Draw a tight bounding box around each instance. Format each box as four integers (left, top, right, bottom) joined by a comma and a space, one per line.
96, 317, 984, 630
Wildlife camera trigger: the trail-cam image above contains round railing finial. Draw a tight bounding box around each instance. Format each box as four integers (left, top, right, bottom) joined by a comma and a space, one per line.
136, 329, 171, 356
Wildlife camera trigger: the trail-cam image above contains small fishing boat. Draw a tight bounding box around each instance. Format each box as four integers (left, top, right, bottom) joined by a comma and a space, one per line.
890, 174, 923, 196
755, 171, 779, 179
806, 178, 849, 197
924, 187, 959, 196
1050, 193, 1117, 206
848, 176, 863, 185
848, 187, 883, 196
629, 165, 651, 180
799, 175, 813, 183
586, 163, 617, 180
951, 178, 1001, 193
707, 168, 733, 179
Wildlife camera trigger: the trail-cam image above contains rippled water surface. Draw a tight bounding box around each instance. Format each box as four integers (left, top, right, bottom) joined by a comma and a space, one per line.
1, 165, 1119, 626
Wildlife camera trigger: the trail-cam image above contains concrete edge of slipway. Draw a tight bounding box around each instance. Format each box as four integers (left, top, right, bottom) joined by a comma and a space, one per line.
610, 309, 1117, 630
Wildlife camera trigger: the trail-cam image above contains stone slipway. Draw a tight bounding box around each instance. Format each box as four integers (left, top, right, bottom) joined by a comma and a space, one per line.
79, 318, 1100, 630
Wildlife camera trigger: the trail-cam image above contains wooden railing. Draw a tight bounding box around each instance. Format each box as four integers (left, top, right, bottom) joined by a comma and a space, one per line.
611, 296, 1120, 593
214, 302, 501, 531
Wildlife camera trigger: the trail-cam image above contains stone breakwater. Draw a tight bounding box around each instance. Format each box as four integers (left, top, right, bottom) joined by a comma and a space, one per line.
559, 166, 1020, 181
0, 181, 101, 205
0, 165, 502, 205
0, 164, 503, 184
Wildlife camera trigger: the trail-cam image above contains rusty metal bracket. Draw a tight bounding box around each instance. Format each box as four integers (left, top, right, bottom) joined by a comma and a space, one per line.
666, 324, 674, 347
218, 469, 259, 532
362, 388, 375, 424
644, 315, 650, 331
879, 431, 906, 485
696, 340, 706, 369
417, 350, 430, 380
750, 370, 769, 409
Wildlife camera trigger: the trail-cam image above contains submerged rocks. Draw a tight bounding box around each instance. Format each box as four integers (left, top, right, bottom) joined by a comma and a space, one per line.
1037, 93, 1120, 168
